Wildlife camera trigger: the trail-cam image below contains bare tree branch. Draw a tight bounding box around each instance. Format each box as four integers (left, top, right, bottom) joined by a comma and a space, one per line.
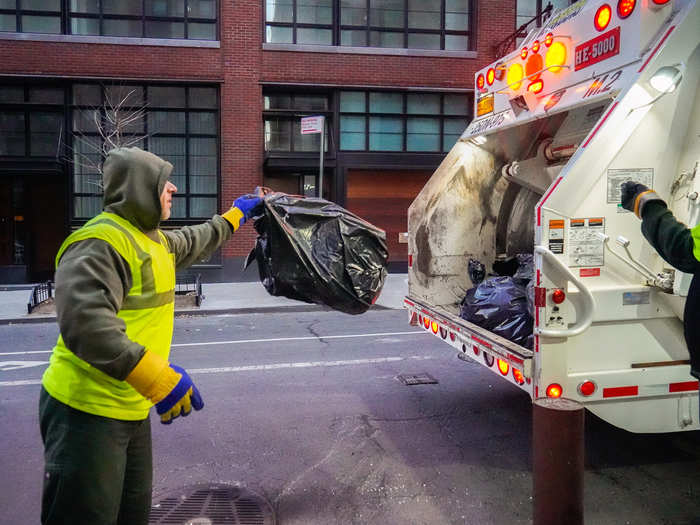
63, 85, 150, 179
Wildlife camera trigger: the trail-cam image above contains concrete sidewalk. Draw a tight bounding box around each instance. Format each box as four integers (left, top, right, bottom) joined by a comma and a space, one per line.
0, 274, 408, 324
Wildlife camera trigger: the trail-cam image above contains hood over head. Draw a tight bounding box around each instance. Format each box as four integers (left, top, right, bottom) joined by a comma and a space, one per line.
102, 147, 173, 232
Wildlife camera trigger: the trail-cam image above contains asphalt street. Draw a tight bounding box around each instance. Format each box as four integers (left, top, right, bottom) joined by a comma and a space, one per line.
2, 309, 700, 524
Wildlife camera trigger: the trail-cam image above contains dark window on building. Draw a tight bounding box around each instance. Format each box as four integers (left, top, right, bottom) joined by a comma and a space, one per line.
71, 83, 219, 220
0, 0, 217, 40
0, 0, 61, 33
339, 90, 470, 152
265, 0, 473, 50
263, 92, 330, 152
0, 85, 64, 157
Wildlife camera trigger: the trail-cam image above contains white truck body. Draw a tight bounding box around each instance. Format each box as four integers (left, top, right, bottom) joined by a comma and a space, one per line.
405, 0, 700, 432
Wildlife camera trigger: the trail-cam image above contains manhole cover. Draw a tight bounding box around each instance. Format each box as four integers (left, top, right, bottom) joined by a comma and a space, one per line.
149, 483, 275, 525
397, 373, 438, 385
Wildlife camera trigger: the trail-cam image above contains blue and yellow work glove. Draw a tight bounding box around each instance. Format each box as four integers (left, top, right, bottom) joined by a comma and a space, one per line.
620, 181, 665, 219
125, 350, 204, 424
222, 190, 264, 231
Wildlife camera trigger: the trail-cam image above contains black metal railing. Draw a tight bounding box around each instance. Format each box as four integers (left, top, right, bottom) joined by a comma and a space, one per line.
493, 3, 554, 58
175, 274, 204, 307
27, 281, 53, 314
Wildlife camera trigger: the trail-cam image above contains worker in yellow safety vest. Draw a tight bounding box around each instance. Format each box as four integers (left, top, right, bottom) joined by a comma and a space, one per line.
40, 147, 262, 524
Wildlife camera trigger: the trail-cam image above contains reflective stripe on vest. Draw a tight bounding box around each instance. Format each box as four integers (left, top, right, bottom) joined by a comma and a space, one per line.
692, 223, 700, 263
42, 212, 176, 420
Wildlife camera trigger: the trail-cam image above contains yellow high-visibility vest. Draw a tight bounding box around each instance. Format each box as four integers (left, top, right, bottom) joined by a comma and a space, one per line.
42, 212, 175, 420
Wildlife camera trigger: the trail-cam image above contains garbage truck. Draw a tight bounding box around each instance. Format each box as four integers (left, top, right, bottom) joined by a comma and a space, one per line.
404, 0, 700, 433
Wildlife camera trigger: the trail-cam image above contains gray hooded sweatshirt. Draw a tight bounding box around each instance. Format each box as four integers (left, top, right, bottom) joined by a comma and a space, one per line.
54, 147, 233, 381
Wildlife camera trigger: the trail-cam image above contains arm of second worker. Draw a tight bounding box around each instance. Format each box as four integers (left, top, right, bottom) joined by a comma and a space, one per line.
641, 201, 700, 274
161, 214, 233, 270
55, 239, 146, 380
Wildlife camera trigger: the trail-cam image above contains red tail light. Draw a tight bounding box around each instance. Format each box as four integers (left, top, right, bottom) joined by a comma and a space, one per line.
528, 80, 544, 94
531, 40, 541, 53
431, 321, 439, 334
476, 74, 485, 90
486, 68, 495, 85
617, 0, 636, 18
552, 289, 566, 304
497, 359, 509, 375
520, 47, 528, 59
578, 380, 597, 396
544, 33, 554, 47
594, 4, 612, 31
546, 383, 563, 398
651, 0, 670, 4
423, 317, 430, 329
513, 368, 525, 385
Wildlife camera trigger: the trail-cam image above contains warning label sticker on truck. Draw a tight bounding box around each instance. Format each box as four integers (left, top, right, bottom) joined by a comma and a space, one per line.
569, 217, 605, 267
607, 167, 654, 211
548, 219, 565, 254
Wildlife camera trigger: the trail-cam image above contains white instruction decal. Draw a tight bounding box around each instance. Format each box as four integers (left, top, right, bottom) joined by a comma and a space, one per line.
569, 217, 605, 267
607, 168, 654, 211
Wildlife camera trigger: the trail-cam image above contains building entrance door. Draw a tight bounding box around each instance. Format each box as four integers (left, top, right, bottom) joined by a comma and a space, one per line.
0, 173, 67, 283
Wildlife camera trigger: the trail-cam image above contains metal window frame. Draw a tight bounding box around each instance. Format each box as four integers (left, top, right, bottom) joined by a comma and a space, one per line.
338, 90, 472, 153
0, 0, 218, 40
264, 0, 474, 50
68, 82, 220, 222
262, 91, 332, 153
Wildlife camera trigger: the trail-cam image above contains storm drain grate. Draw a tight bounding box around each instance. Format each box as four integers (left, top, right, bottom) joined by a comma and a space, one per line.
149, 483, 275, 525
397, 373, 438, 385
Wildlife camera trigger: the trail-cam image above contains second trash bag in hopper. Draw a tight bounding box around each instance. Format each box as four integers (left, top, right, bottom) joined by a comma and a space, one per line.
245, 192, 389, 314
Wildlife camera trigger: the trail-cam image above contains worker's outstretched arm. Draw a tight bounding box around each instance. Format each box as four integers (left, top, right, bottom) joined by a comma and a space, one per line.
162, 192, 263, 270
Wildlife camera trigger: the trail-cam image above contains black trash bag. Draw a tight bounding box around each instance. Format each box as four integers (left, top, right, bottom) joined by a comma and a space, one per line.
459, 276, 533, 348
492, 255, 519, 277
468, 258, 486, 285
245, 192, 389, 315
513, 253, 534, 284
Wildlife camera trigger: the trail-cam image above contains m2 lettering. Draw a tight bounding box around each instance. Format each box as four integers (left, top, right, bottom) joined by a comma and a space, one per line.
575, 27, 620, 71
583, 70, 622, 98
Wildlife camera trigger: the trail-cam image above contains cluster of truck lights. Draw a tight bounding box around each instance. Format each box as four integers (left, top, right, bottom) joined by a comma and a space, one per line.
482, 30, 567, 96
417, 314, 528, 386
417, 311, 599, 398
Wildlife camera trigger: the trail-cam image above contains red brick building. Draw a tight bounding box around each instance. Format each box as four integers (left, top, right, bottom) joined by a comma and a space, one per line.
0, 0, 523, 283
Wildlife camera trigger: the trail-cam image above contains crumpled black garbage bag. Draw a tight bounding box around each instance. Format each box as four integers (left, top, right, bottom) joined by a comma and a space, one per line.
513, 253, 534, 284
459, 276, 533, 349
468, 258, 486, 285
245, 192, 389, 315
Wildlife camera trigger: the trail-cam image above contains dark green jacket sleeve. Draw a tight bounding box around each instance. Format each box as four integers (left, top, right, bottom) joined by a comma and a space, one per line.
641, 201, 700, 274
161, 215, 233, 270
54, 239, 145, 381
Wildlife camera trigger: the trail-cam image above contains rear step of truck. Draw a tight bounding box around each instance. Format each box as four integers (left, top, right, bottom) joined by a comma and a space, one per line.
405, 296, 534, 390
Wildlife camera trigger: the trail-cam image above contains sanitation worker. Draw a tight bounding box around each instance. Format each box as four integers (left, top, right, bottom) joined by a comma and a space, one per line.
621, 181, 700, 381
39, 147, 262, 524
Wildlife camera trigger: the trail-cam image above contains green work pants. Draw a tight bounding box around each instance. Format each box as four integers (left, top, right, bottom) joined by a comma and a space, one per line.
39, 387, 152, 525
